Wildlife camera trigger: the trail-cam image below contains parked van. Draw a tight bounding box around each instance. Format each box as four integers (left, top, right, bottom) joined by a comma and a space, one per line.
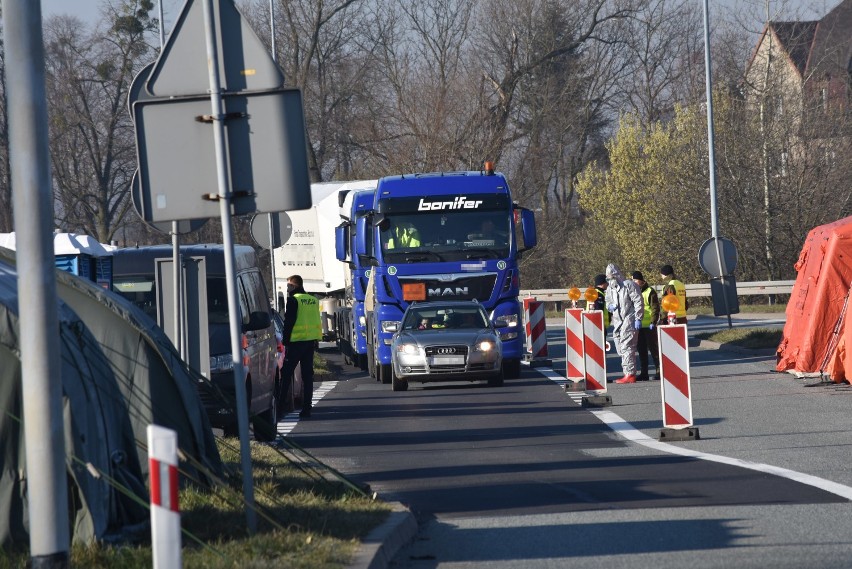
111, 244, 279, 440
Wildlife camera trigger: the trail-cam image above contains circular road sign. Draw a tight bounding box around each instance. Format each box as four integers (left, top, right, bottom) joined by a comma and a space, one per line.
698, 237, 738, 278
130, 170, 207, 235
250, 212, 293, 249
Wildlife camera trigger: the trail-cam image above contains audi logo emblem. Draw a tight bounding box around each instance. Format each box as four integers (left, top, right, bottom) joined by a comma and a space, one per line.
437, 347, 456, 355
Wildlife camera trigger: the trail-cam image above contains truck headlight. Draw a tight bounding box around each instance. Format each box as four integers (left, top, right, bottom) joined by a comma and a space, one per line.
495, 313, 518, 327
381, 320, 400, 332
359, 315, 366, 326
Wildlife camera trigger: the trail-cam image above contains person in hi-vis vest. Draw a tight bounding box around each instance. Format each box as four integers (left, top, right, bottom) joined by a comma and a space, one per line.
632, 271, 660, 381
659, 264, 688, 325
386, 222, 421, 249
281, 275, 322, 418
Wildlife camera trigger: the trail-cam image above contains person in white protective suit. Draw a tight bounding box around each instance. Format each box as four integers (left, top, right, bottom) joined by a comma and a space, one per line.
603, 263, 644, 384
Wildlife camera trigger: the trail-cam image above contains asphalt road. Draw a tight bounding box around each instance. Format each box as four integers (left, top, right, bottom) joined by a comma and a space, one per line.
287, 315, 852, 568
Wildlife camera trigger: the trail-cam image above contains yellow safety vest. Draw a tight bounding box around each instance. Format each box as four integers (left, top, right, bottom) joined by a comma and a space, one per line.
290, 293, 322, 341
595, 287, 610, 328
641, 287, 655, 327
387, 227, 420, 249
668, 279, 687, 318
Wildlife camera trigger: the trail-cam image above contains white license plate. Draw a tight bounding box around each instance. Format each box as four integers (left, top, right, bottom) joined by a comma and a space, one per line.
429, 356, 465, 366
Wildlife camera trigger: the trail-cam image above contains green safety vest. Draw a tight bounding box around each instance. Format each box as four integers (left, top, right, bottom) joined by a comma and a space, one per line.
290, 293, 322, 341
641, 287, 654, 328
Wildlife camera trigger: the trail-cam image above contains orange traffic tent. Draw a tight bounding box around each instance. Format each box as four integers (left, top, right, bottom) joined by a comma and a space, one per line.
776, 215, 852, 383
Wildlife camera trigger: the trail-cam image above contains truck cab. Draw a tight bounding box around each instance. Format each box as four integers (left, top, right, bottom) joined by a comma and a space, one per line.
355, 167, 536, 381
334, 185, 377, 369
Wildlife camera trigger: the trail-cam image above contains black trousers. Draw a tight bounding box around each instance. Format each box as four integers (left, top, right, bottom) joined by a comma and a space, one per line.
281, 340, 315, 410
636, 328, 660, 380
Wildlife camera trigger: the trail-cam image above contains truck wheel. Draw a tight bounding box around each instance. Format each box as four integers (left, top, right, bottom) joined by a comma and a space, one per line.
391, 366, 408, 392
380, 363, 392, 384
367, 344, 376, 378
503, 359, 521, 379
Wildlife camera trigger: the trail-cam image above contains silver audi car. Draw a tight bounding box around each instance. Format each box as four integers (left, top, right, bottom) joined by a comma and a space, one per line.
387, 300, 505, 391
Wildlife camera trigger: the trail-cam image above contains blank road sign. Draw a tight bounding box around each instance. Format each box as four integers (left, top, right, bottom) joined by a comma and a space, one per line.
133, 88, 311, 223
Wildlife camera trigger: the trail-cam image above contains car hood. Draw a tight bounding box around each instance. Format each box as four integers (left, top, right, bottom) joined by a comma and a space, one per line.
396, 329, 498, 346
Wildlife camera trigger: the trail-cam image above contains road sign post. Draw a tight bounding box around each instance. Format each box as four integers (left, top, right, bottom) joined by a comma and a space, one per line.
129, 0, 314, 533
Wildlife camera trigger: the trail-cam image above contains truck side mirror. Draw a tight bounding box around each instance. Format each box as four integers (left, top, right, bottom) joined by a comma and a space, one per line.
518, 208, 537, 251
335, 225, 348, 262
355, 216, 369, 257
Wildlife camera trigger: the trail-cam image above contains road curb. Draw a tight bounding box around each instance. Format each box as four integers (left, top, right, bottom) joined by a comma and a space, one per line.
694, 338, 777, 357
348, 502, 418, 569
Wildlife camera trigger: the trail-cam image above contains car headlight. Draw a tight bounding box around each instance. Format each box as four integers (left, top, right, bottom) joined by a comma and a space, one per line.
495, 313, 518, 327
475, 340, 495, 352
396, 343, 419, 355
381, 320, 400, 332
210, 354, 234, 373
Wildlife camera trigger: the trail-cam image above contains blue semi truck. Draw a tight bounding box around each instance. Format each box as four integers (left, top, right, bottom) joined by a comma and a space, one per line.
353, 165, 536, 381
334, 186, 377, 369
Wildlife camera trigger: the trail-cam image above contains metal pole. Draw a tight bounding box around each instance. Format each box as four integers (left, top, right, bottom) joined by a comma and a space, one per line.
702, 0, 733, 328
3, 1, 70, 565
158, 0, 165, 48
268, 0, 279, 308
201, 0, 257, 532
158, 8, 186, 359
172, 225, 184, 359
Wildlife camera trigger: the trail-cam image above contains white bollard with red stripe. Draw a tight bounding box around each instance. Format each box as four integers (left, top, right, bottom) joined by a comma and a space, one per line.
658, 324, 700, 440
564, 308, 585, 383
523, 297, 551, 366
148, 425, 182, 568
581, 311, 607, 393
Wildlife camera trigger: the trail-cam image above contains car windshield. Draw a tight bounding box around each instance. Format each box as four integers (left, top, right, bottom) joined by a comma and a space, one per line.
379, 210, 510, 263
402, 305, 489, 330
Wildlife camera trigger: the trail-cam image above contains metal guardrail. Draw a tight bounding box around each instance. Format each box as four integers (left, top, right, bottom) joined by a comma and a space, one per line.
521, 280, 795, 303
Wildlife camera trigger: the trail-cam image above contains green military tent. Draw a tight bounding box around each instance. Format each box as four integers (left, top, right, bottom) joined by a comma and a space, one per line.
0, 248, 222, 547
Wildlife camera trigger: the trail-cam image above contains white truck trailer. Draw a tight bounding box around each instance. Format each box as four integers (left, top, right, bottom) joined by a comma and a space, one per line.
273, 180, 377, 341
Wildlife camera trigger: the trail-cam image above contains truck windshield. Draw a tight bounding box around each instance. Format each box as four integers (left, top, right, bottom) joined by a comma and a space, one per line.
380, 210, 510, 263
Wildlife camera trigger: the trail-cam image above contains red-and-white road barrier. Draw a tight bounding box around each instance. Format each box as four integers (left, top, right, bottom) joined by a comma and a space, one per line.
565, 308, 585, 380
582, 310, 607, 393
523, 297, 548, 359
658, 324, 693, 428
148, 425, 182, 569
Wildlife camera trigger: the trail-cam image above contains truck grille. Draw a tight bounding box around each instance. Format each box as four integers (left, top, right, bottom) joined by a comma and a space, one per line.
399, 274, 497, 301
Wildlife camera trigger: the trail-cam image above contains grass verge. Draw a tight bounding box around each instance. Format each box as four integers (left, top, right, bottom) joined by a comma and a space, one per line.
0, 439, 391, 568
694, 327, 783, 350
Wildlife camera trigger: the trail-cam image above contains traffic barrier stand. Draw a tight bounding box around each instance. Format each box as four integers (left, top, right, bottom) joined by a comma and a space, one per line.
564, 307, 585, 391
580, 310, 612, 407
523, 297, 552, 367
148, 425, 182, 568
658, 324, 700, 441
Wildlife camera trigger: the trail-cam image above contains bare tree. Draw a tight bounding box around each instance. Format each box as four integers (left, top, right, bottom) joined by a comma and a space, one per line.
242, 0, 382, 181
43, 0, 157, 243
619, 0, 704, 123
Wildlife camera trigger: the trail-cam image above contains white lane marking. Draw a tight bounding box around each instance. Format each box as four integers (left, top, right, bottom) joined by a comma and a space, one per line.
535, 366, 852, 501
278, 381, 338, 437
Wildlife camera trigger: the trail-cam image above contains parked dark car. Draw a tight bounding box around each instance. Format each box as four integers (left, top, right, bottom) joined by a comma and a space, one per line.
112, 244, 279, 440
388, 300, 504, 391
